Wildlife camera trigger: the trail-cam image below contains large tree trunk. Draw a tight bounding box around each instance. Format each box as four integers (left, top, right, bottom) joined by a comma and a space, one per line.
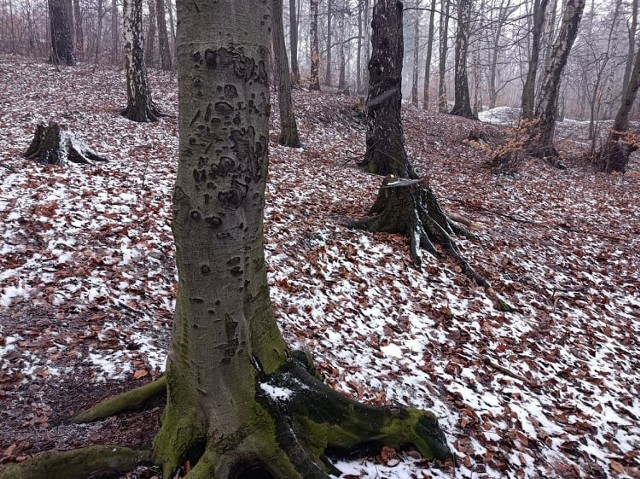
155, 0, 172, 70
48, 0, 76, 65
438, 0, 450, 113
527, 0, 586, 160
623, 0, 639, 92
449, 0, 474, 119
272, 0, 302, 147
521, 0, 549, 120
310, 0, 321, 90
422, 0, 436, 110
289, 0, 300, 85
361, 0, 416, 178
150, 1, 452, 477
122, 0, 162, 121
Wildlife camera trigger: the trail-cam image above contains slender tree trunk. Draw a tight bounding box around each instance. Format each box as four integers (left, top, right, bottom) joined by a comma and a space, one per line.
357, 0, 363, 92
597, 34, 640, 172
94, 0, 103, 65
411, 1, 421, 107
325, 0, 333, 86
450, 0, 474, 118
122, 0, 162, 121
438, 0, 450, 113
111, 0, 118, 63
145, 0, 157, 67
310, 0, 321, 90
521, 0, 549, 119
73, 0, 83, 55
623, 0, 638, 91
289, 0, 300, 84
49, 0, 76, 65
362, 0, 416, 178
528, 0, 586, 159
362, 0, 371, 90
422, 0, 436, 109
156, 0, 171, 70
272, 0, 301, 147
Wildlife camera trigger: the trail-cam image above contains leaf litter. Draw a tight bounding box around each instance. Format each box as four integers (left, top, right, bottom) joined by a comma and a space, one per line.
0, 55, 639, 478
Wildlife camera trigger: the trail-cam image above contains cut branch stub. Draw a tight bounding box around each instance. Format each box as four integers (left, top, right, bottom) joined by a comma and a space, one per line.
24, 123, 108, 166
356, 175, 490, 288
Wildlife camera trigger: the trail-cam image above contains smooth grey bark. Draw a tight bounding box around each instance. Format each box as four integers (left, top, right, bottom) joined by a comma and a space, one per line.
49, 0, 76, 65
122, 0, 162, 121
521, 0, 549, 119
289, 0, 300, 84
422, 0, 436, 110
272, 0, 301, 147
623, 0, 638, 92
438, 0, 450, 113
362, 0, 416, 178
145, 0, 157, 67
310, 0, 321, 90
357, 0, 363, 92
450, 0, 474, 118
527, 0, 586, 159
156, 0, 171, 70
411, 1, 421, 107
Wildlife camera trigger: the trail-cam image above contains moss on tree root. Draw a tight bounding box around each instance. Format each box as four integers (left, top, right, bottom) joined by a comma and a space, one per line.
0, 446, 151, 479
74, 375, 167, 423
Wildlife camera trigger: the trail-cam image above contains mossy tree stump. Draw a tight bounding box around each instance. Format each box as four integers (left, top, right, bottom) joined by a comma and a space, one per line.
357, 175, 490, 288
24, 123, 108, 166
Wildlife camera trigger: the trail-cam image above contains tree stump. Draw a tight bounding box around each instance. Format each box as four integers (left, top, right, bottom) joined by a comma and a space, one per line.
357, 175, 489, 288
23, 123, 108, 166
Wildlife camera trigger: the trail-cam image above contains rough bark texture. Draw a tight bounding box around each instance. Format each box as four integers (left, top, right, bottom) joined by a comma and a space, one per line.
122, 0, 162, 122
596, 38, 640, 172
362, 0, 416, 178
48, 0, 76, 65
272, 0, 302, 147
521, 0, 549, 120
150, 1, 452, 477
527, 0, 586, 160
289, 0, 300, 85
449, 0, 474, 119
309, 0, 321, 90
23, 123, 108, 166
156, 0, 172, 70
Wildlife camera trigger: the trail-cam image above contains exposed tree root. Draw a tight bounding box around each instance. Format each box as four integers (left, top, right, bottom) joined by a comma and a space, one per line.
74, 375, 167, 423
152, 354, 452, 479
594, 135, 637, 173
24, 123, 108, 166
121, 101, 165, 123
356, 175, 490, 288
0, 446, 151, 479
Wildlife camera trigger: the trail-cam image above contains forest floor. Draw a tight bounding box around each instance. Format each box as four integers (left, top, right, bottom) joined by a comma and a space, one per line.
0, 55, 639, 479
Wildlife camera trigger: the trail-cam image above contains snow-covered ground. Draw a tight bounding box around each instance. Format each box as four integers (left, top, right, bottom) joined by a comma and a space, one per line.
1, 56, 639, 478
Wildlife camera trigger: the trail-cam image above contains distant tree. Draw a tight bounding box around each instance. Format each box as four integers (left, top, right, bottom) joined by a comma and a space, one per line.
411, 0, 421, 107
438, 0, 450, 112
272, 0, 301, 146
121, 0, 162, 121
596, 34, 640, 172
358, 0, 490, 287
526, 0, 586, 161
325, 0, 334, 86
156, 0, 171, 70
310, 0, 321, 90
623, 0, 639, 90
423, 0, 436, 109
145, 0, 157, 67
111, 0, 119, 63
450, 0, 475, 118
521, 0, 550, 119
48, 0, 76, 65
289, 0, 300, 84
73, 0, 83, 55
